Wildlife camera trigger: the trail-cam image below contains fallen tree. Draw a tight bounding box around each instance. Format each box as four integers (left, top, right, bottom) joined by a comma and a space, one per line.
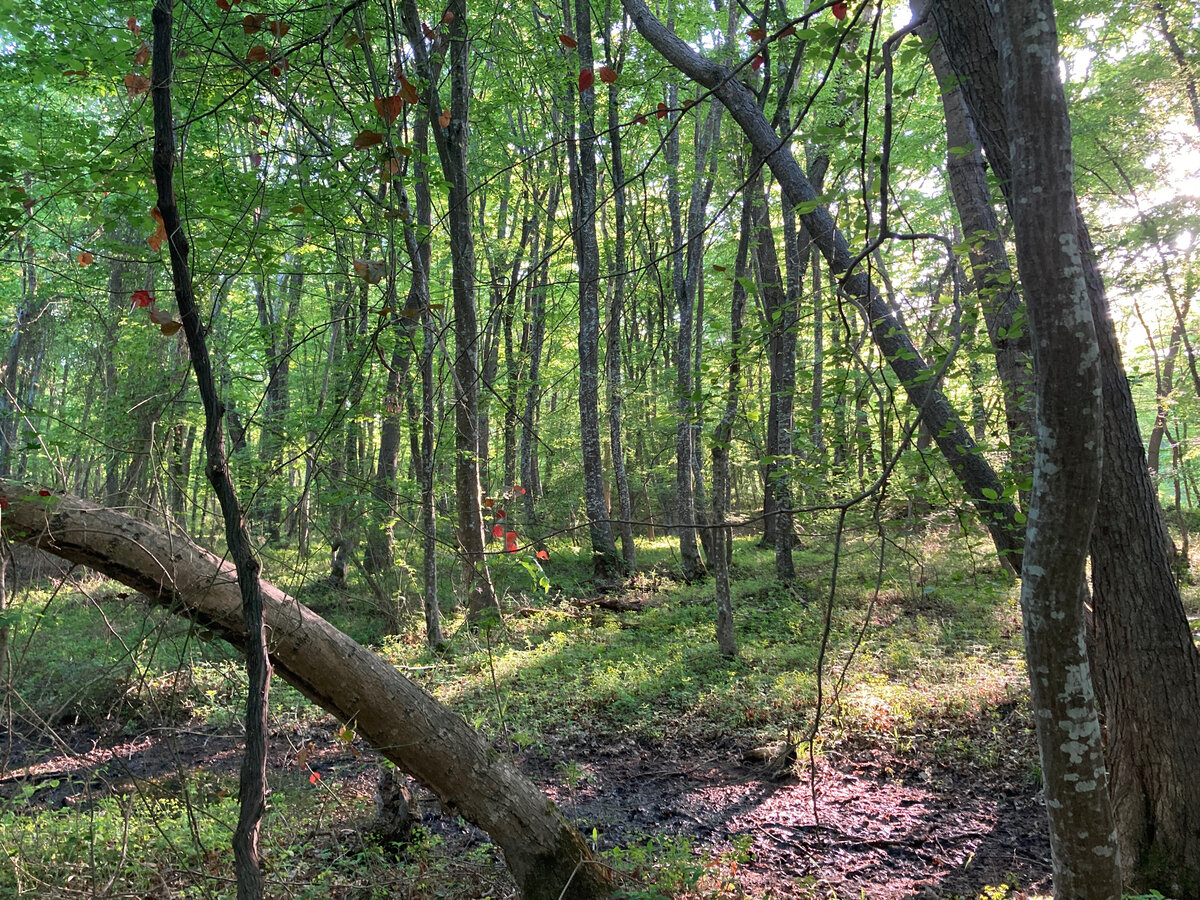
0, 481, 613, 900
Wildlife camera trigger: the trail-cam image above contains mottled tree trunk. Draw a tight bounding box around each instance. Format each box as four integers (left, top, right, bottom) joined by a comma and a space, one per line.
932, 2, 1200, 891
996, 2, 1121, 895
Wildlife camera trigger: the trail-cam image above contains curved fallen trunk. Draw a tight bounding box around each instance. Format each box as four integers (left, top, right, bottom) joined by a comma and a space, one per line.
0, 481, 612, 900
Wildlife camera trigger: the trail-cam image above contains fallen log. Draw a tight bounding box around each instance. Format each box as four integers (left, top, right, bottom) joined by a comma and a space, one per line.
0, 481, 613, 900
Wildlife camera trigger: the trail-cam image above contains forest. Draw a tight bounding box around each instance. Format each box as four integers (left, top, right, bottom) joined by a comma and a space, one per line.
0, 0, 1198, 897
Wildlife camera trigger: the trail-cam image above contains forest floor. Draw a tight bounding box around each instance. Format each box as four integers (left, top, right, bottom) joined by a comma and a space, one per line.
7, 519, 1178, 899
2, 687, 1050, 899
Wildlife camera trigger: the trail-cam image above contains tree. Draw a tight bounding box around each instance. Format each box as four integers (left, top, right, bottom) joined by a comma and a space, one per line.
0, 481, 614, 900
990, 0, 1120, 893
930, 2, 1200, 891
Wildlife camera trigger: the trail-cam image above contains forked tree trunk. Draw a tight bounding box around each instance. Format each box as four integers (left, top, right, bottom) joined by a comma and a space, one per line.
996, 1, 1121, 894
0, 483, 613, 900
931, 3, 1200, 892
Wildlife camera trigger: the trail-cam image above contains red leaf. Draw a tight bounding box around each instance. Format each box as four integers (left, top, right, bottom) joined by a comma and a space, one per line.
242, 13, 265, 33
38, 490, 51, 497
0, 497, 8, 511
832, 1, 848, 20
127, 16, 140, 35
656, 101, 668, 119
635, 114, 648, 125
492, 524, 504, 539
124, 73, 151, 97
399, 74, 420, 104
558, 33, 578, 48
781, 25, 797, 36
751, 54, 764, 70
422, 22, 436, 40
598, 65, 618, 84
309, 771, 320, 784
746, 28, 766, 40
246, 45, 268, 63
132, 290, 154, 308
250, 152, 262, 167
374, 94, 405, 123
216, 0, 230, 11
505, 532, 518, 553
578, 68, 594, 92
536, 550, 549, 561
496, 509, 506, 519
513, 485, 526, 495
78, 251, 94, 266
352, 129, 384, 150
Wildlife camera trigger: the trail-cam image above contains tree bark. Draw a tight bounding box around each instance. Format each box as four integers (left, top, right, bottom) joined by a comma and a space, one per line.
0, 483, 613, 900
996, 2, 1121, 895
932, 2, 1200, 891
398, 0, 496, 618
151, 5, 270, 895
566, 0, 622, 579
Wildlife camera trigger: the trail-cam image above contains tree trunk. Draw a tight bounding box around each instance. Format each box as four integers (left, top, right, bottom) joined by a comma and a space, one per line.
996, 2, 1121, 895
566, 0, 622, 579
399, 0, 496, 618
931, 2, 1200, 891
0, 484, 614, 900
150, 6, 271, 895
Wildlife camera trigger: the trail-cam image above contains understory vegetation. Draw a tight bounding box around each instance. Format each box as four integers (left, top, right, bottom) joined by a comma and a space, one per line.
4, 513, 1194, 898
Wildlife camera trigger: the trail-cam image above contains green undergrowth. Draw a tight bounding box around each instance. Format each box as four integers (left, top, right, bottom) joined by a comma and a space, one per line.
0, 511, 1059, 898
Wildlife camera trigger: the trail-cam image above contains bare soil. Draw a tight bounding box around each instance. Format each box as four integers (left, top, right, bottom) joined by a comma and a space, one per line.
1, 708, 1051, 899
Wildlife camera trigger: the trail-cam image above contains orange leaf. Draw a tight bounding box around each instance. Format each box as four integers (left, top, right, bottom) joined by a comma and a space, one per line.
438, 109, 451, 128
578, 68, 594, 92
382, 157, 403, 175
536, 549, 549, 561
352, 258, 386, 284
598, 65, 617, 84
133, 42, 151, 66
148, 230, 163, 252
267, 20, 290, 37
242, 13, 265, 33
557, 33, 578, 48
352, 128, 384, 149
374, 94, 405, 123
150, 206, 164, 225
484, 497, 495, 508
442, 10, 455, 24
127, 16, 140, 35
124, 73, 151, 97
309, 771, 320, 784
78, 251, 94, 266
399, 74, 419, 104
656, 101, 668, 118
246, 45, 268, 62
747, 28, 765, 40
781, 25, 797, 36
635, 114, 648, 125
